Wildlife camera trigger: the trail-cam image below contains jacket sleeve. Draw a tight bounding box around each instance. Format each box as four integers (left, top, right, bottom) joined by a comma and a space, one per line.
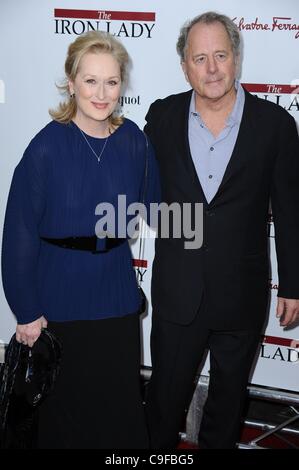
141, 131, 161, 231
271, 112, 299, 298
144, 99, 163, 150
1, 145, 47, 324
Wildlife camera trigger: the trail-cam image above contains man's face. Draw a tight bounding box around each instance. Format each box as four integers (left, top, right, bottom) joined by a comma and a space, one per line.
182, 21, 238, 103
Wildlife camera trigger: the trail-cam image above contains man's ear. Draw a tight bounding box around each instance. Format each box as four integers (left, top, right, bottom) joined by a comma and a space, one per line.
181, 61, 189, 83
234, 53, 241, 80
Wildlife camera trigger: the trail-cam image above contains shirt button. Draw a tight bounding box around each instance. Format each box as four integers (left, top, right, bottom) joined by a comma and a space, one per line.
208, 175, 213, 179
210, 146, 214, 151
200, 124, 204, 128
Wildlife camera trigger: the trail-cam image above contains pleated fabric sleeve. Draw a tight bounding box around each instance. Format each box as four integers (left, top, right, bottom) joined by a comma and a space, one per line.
2, 119, 161, 324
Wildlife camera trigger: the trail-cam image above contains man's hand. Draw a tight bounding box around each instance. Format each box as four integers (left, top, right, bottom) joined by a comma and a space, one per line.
16, 316, 48, 347
276, 298, 299, 327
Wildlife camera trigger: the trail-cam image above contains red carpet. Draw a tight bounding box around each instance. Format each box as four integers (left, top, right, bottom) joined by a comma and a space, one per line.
178, 425, 299, 449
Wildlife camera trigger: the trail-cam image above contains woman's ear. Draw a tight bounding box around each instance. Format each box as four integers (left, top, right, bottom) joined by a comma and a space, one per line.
68, 80, 74, 96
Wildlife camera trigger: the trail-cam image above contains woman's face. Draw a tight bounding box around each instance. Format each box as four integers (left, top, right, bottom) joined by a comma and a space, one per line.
69, 52, 122, 129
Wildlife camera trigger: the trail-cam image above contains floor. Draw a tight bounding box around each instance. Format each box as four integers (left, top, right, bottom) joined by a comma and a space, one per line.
179, 396, 299, 449
239, 398, 299, 449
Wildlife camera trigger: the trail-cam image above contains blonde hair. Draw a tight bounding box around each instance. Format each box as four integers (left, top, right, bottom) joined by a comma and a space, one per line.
49, 31, 130, 126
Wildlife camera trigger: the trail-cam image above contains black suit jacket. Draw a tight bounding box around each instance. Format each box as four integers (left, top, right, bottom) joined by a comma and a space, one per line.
145, 88, 299, 330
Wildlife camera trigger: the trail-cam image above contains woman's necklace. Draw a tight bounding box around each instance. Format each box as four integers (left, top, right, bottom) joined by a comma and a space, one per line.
78, 127, 110, 164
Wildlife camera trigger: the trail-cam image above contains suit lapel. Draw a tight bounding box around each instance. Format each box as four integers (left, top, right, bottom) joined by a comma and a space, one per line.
176, 90, 209, 205
171, 89, 260, 206
209, 90, 260, 206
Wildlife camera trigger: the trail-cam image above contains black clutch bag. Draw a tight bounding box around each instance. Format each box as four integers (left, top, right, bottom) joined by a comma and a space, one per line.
0, 329, 62, 449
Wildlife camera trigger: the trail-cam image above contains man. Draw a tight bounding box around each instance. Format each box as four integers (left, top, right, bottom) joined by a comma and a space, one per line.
144, 11, 299, 449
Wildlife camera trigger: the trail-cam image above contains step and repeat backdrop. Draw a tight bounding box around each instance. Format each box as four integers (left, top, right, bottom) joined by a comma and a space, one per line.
0, 0, 298, 390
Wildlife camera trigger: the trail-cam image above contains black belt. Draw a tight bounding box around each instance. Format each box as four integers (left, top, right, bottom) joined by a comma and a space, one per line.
41, 236, 126, 253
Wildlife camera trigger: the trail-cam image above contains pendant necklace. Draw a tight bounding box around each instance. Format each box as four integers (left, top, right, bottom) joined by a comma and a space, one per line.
78, 127, 110, 164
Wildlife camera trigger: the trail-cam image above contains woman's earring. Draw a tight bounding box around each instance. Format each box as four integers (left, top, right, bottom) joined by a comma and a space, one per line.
70, 93, 75, 98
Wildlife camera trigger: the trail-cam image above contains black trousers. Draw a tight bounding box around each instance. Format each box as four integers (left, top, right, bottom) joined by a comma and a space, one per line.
38, 314, 149, 449
146, 308, 261, 449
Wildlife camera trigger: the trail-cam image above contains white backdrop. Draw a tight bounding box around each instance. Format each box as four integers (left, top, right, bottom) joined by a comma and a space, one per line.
0, 0, 298, 391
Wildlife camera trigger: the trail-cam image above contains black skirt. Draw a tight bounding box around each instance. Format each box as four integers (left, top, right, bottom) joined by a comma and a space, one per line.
37, 314, 149, 449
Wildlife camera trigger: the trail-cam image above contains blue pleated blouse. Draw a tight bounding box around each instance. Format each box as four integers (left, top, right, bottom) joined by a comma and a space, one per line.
2, 119, 160, 324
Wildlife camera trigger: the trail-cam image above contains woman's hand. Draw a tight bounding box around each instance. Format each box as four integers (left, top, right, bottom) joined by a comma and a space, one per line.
16, 315, 48, 347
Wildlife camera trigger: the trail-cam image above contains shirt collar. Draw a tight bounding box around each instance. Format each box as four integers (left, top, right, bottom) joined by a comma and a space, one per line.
189, 80, 245, 128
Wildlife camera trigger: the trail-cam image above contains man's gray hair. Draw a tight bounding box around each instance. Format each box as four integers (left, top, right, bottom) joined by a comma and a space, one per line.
176, 11, 241, 62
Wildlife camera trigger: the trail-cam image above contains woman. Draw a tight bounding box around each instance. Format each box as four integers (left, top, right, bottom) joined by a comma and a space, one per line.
1, 31, 160, 449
